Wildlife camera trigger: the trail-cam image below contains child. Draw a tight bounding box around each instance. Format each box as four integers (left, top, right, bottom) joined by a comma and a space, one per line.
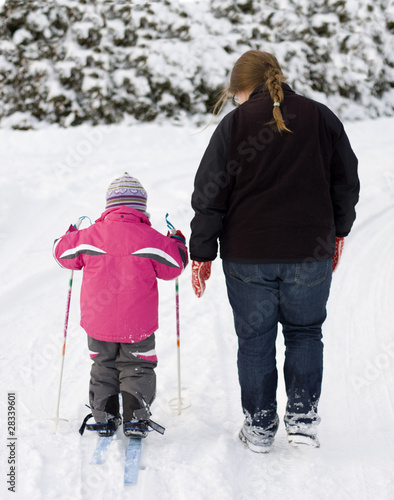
53, 173, 188, 438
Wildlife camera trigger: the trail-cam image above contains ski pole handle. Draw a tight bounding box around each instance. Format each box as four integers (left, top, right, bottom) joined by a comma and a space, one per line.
75, 215, 92, 230
165, 213, 176, 234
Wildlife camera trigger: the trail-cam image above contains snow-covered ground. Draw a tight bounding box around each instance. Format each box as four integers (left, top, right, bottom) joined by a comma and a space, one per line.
1, 116, 393, 499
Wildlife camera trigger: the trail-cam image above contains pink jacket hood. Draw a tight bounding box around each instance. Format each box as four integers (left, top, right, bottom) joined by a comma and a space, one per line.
53, 207, 188, 343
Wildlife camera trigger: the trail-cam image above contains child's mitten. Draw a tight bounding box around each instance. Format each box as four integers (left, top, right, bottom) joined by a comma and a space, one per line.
169, 229, 186, 245
66, 224, 78, 234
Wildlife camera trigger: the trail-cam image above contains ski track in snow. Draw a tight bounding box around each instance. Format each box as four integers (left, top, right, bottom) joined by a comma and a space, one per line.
1, 118, 393, 499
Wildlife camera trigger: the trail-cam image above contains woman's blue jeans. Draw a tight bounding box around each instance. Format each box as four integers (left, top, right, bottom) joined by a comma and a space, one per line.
223, 259, 332, 439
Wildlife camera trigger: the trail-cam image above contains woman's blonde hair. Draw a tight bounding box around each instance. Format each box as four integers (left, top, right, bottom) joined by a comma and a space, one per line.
213, 50, 291, 133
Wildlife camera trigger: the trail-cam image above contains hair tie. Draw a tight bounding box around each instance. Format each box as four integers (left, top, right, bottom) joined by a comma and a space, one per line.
273, 102, 280, 107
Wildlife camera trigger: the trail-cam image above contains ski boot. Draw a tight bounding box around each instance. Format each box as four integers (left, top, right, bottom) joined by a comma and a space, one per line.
123, 420, 149, 438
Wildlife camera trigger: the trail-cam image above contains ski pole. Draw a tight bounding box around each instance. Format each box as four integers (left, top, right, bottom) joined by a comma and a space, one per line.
165, 214, 190, 415
49, 216, 90, 433
173, 276, 186, 415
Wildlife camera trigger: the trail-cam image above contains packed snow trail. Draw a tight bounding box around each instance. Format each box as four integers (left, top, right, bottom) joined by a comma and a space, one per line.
0, 118, 393, 499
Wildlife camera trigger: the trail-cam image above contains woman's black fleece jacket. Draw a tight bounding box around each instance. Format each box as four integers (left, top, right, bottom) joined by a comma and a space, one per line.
190, 84, 360, 263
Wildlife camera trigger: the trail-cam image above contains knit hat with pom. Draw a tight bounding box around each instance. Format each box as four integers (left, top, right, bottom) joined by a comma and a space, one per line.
105, 173, 148, 212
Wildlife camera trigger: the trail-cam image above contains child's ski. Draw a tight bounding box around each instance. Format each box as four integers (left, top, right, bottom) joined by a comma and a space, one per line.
89, 435, 114, 465
124, 437, 142, 485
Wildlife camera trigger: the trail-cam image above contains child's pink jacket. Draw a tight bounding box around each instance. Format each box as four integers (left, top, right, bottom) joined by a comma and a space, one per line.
53, 207, 188, 343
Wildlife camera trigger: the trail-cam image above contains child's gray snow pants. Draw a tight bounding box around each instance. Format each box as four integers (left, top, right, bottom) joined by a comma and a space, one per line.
87, 333, 157, 423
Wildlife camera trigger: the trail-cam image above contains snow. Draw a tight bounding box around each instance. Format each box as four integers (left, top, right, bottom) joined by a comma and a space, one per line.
26, 11, 50, 32
12, 28, 33, 45
2, 0, 394, 127
1, 116, 394, 499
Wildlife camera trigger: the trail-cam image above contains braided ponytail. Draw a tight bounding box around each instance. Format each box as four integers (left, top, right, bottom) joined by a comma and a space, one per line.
212, 50, 292, 133
266, 66, 292, 133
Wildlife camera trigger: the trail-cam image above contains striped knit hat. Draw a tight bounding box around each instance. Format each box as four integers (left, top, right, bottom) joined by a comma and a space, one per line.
105, 173, 147, 212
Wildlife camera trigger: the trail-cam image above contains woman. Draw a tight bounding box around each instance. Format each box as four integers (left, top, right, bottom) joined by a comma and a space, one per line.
190, 51, 359, 453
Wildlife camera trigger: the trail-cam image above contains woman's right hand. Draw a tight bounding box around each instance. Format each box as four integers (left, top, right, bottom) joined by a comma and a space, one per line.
192, 261, 212, 298
332, 237, 345, 272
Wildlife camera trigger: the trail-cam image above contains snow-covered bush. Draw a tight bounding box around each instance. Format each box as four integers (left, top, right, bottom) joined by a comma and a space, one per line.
0, 0, 393, 128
